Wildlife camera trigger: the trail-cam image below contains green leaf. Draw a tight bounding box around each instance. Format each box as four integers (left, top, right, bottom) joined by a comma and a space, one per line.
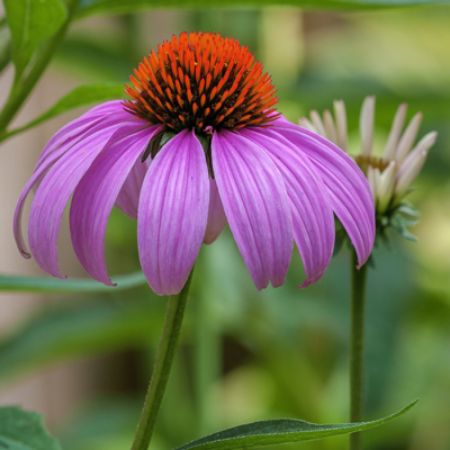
176, 401, 417, 450
0, 83, 124, 141
0, 296, 161, 382
76, 0, 448, 18
0, 271, 146, 293
4, 0, 67, 75
0, 406, 61, 450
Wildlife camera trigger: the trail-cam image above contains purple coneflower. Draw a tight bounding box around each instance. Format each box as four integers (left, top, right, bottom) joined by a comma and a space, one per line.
14, 32, 375, 295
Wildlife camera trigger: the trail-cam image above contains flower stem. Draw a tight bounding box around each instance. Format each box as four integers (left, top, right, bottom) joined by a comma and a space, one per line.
131, 274, 193, 450
349, 254, 369, 450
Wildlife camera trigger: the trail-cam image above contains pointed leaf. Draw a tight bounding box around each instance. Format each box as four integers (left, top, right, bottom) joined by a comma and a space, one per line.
0, 406, 61, 450
176, 401, 417, 450
4, 0, 67, 75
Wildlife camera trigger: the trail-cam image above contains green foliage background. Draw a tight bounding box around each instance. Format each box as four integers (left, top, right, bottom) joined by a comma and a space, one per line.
0, 1, 449, 449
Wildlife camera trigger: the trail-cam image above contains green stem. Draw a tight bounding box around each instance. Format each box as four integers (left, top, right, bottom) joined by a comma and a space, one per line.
0, 0, 78, 132
131, 274, 193, 450
349, 254, 368, 450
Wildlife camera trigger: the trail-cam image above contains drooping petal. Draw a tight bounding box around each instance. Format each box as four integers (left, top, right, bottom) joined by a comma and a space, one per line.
204, 179, 226, 244
270, 119, 375, 267
27, 122, 150, 277
14, 145, 69, 258
115, 158, 150, 218
37, 101, 135, 168
138, 130, 209, 295
212, 131, 292, 289
15, 106, 142, 260
241, 128, 335, 286
70, 125, 160, 284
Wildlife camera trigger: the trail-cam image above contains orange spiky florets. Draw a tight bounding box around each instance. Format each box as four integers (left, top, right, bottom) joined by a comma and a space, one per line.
124, 32, 278, 133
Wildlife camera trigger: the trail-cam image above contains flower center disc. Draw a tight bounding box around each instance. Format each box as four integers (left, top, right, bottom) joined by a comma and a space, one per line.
125, 32, 278, 133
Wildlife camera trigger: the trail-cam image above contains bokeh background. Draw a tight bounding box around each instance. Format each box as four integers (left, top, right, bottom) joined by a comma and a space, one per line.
0, 3, 449, 450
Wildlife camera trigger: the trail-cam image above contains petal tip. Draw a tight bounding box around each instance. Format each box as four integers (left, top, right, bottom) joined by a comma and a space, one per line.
299, 271, 325, 288
20, 250, 31, 259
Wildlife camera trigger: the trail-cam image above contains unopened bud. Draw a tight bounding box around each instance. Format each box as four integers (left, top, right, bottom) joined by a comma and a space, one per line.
360, 96, 375, 156
383, 103, 407, 160
333, 99, 348, 152
396, 112, 423, 163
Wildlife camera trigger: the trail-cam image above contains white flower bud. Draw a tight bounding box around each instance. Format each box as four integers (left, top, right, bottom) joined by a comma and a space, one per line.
310, 110, 326, 135
377, 162, 397, 213
323, 110, 337, 144
333, 99, 348, 152
396, 112, 423, 163
395, 131, 436, 197
383, 103, 407, 160
367, 166, 378, 200
360, 96, 375, 156
299, 117, 315, 131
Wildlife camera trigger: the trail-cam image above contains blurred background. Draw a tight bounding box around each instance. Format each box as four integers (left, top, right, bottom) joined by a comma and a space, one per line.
0, 3, 449, 450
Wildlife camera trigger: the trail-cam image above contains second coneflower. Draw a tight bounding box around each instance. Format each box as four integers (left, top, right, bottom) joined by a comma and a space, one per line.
14, 32, 375, 295
301, 96, 437, 240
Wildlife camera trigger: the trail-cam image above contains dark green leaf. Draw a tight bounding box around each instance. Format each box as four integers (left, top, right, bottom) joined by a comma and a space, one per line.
0, 296, 161, 382
176, 401, 417, 449
0, 406, 61, 450
4, 0, 67, 75
0, 271, 146, 293
0, 83, 123, 141
76, 0, 448, 18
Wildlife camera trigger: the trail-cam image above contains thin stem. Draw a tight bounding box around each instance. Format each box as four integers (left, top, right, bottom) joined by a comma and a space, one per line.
131, 274, 193, 450
0, 0, 79, 132
349, 254, 369, 450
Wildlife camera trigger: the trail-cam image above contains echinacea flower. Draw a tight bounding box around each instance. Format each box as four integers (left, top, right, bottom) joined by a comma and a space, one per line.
14, 32, 375, 295
301, 96, 436, 239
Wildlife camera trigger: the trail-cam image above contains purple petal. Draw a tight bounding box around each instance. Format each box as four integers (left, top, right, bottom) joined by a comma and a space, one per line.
36, 101, 135, 168
15, 105, 142, 260
204, 179, 226, 244
115, 158, 150, 218
270, 120, 375, 266
70, 125, 160, 284
212, 131, 292, 290
27, 122, 149, 277
241, 128, 335, 286
138, 130, 209, 295
14, 146, 68, 258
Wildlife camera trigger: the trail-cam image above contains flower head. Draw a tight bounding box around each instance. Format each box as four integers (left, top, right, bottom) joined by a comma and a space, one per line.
15, 32, 375, 295
124, 32, 277, 133
300, 96, 436, 240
